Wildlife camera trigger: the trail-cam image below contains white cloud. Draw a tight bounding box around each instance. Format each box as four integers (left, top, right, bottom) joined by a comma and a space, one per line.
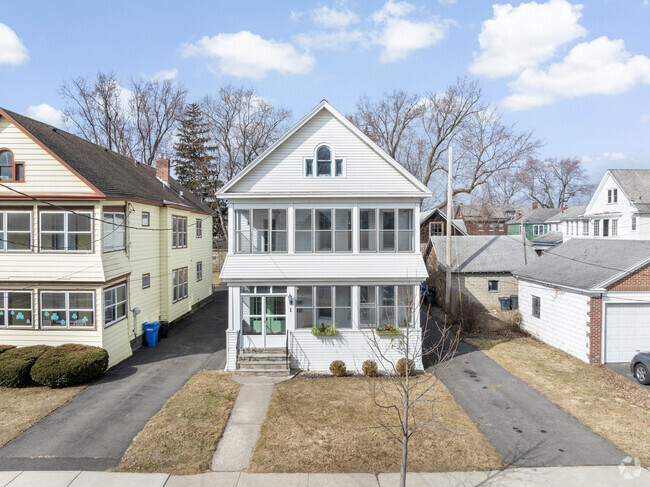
502, 36, 650, 110
145, 68, 178, 81
372, 1, 449, 63
581, 155, 593, 162
603, 152, 627, 160
26, 104, 65, 128
438, 0, 456, 4
289, 10, 304, 23
294, 29, 365, 50
0, 23, 28, 65
641, 113, 650, 123
181, 31, 315, 80
469, 0, 586, 79
310, 6, 359, 29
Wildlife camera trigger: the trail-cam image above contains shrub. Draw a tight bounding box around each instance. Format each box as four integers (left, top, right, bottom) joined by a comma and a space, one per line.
396, 358, 415, 377
0, 345, 52, 387
451, 294, 485, 334
0, 345, 16, 354
329, 360, 346, 377
362, 360, 378, 377
31, 344, 109, 388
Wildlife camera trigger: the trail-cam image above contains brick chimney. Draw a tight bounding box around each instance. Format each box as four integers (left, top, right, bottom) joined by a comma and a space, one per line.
532, 202, 538, 210
156, 158, 170, 184
562, 205, 568, 211
515, 209, 520, 219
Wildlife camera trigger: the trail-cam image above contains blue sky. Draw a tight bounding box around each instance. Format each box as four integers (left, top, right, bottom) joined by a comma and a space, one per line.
1, 0, 649, 183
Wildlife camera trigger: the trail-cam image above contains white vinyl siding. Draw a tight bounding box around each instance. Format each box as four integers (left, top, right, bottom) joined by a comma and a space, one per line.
102, 212, 126, 252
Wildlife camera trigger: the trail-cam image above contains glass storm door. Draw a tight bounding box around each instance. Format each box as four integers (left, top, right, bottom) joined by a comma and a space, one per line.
241, 294, 287, 348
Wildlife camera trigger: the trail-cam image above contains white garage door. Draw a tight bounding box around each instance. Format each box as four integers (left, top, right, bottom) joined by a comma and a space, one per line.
605, 303, 650, 363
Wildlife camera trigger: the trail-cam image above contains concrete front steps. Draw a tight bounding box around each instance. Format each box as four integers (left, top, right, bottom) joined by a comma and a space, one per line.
235, 348, 291, 376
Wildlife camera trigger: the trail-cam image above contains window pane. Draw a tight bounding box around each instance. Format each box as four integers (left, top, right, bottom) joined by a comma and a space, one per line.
380, 210, 395, 230
69, 213, 91, 232
360, 209, 376, 230
7, 232, 30, 251
296, 308, 313, 328
271, 210, 287, 230
360, 231, 376, 252
317, 146, 331, 161
8, 309, 31, 327
8, 292, 31, 309
271, 286, 287, 293
398, 209, 413, 230
252, 209, 269, 253
295, 231, 312, 252
236, 210, 251, 252
41, 233, 65, 251
398, 231, 413, 252
316, 307, 332, 327
335, 159, 343, 176
317, 161, 331, 176
335, 209, 351, 230
272, 231, 287, 252
266, 316, 286, 335
360, 307, 376, 327
256, 286, 271, 293
69, 233, 92, 251
335, 308, 351, 328
360, 286, 376, 306
116, 285, 126, 302
379, 231, 395, 252
335, 231, 351, 252
104, 289, 115, 307
70, 292, 93, 309
296, 286, 313, 307
380, 306, 395, 327
266, 296, 286, 315
335, 286, 351, 307
316, 231, 332, 251
381, 286, 395, 306
41, 213, 64, 232
316, 286, 332, 307
41, 292, 65, 309
295, 210, 312, 230
316, 210, 332, 230
305, 159, 313, 176
7, 213, 30, 231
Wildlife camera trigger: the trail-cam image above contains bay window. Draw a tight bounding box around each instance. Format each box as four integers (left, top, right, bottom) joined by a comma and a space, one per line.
41, 291, 94, 328
0, 211, 31, 251
104, 283, 127, 327
103, 212, 126, 252
0, 291, 32, 328
41, 211, 92, 252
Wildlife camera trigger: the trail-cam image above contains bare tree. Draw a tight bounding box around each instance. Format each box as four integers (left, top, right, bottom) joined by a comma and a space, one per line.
130, 77, 187, 165
60, 71, 133, 155
60, 72, 187, 165
361, 287, 460, 487
200, 85, 292, 236
517, 157, 594, 208
351, 78, 541, 207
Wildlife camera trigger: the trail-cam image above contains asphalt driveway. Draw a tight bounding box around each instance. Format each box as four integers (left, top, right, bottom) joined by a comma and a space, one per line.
422, 314, 627, 467
0, 290, 228, 472
606, 362, 650, 390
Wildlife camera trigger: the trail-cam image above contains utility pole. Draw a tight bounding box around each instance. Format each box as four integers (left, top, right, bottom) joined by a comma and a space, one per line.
445, 147, 453, 308
521, 219, 527, 265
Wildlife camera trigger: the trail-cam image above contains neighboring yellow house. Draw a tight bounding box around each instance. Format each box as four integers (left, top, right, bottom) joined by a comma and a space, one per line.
0, 108, 213, 367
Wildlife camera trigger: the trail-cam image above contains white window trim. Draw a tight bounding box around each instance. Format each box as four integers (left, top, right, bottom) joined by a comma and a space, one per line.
102, 212, 126, 252
303, 144, 346, 178
0, 211, 32, 253
235, 208, 289, 254
104, 283, 127, 328
40, 290, 95, 329
295, 285, 353, 330
0, 290, 33, 329
40, 211, 94, 253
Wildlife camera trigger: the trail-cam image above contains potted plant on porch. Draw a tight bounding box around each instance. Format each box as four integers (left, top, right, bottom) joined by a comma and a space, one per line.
311, 322, 337, 337
375, 324, 402, 337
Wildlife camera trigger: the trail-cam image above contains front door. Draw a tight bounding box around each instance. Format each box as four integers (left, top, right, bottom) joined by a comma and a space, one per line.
241, 291, 287, 349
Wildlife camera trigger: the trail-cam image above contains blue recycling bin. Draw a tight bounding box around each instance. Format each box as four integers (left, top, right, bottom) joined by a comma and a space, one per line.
144, 321, 161, 347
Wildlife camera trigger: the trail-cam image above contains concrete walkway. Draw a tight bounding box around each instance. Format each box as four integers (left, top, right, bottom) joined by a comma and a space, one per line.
1, 466, 649, 486
211, 376, 291, 472
0, 291, 228, 472
429, 340, 627, 467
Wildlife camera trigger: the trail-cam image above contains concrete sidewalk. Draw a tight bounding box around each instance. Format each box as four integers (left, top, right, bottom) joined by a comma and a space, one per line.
1, 466, 649, 486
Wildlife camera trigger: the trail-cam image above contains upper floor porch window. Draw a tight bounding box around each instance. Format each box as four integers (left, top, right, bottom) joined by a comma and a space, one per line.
103, 212, 126, 252
360, 208, 413, 252
0, 211, 31, 252
305, 145, 344, 177
235, 208, 287, 253
41, 211, 93, 252
0, 150, 24, 182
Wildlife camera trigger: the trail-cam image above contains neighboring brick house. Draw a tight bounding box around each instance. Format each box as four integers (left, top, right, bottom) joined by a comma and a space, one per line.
515, 239, 650, 364
419, 207, 466, 246
458, 204, 526, 235
425, 235, 536, 310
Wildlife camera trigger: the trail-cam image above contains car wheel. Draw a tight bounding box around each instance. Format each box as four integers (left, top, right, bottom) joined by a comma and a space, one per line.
634, 363, 650, 385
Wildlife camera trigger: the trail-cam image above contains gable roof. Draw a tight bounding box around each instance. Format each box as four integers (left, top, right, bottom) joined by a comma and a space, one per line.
513, 239, 650, 291
459, 204, 526, 221
430, 235, 536, 273
553, 206, 586, 221
506, 207, 561, 224
217, 100, 432, 197
0, 108, 212, 214
420, 207, 468, 235
609, 169, 650, 212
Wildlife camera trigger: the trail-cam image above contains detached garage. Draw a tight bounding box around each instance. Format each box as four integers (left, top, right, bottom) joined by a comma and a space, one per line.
514, 239, 650, 364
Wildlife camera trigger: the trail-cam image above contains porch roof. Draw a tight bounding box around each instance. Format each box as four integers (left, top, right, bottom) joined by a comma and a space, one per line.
220, 253, 428, 283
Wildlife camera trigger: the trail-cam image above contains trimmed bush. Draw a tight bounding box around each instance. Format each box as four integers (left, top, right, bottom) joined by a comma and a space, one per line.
0, 345, 16, 354
329, 360, 346, 377
0, 345, 52, 387
31, 344, 109, 388
362, 360, 378, 377
396, 358, 415, 377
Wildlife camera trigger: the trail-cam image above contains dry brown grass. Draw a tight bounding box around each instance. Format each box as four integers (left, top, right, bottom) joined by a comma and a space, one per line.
249, 377, 504, 473
116, 371, 240, 475
466, 337, 650, 466
0, 385, 85, 448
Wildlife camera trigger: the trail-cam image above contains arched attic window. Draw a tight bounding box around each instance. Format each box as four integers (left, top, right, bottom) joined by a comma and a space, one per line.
305, 145, 345, 177
0, 150, 24, 182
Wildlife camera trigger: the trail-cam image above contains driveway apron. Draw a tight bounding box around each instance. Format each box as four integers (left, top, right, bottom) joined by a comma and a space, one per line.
429, 339, 628, 467
0, 290, 228, 472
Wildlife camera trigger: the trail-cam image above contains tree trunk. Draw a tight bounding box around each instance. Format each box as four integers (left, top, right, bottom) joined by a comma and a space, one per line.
400, 434, 408, 487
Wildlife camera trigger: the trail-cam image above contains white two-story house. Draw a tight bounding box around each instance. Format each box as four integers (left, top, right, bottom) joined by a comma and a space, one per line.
0, 108, 213, 367
561, 169, 650, 240
218, 101, 431, 373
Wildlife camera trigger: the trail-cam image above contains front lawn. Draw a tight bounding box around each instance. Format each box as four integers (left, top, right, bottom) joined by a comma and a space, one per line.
466, 337, 650, 466
116, 371, 240, 474
249, 377, 504, 473
0, 385, 85, 448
